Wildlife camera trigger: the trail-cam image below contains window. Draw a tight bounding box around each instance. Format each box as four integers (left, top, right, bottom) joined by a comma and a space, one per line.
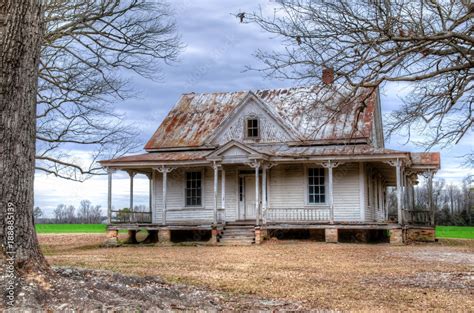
185, 171, 202, 206
246, 117, 259, 138
308, 168, 325, 204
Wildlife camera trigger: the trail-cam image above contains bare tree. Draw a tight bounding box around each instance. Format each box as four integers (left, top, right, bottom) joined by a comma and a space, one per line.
33, 207, 43, 221
37, 0, 183, 181
245, 0, 473, 150
0, 0, 47, 276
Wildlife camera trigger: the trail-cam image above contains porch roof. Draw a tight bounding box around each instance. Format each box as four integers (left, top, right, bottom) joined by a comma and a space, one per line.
99, 143, 439, 171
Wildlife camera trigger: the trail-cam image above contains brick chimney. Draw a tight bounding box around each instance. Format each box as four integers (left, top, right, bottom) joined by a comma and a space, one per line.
322, 67, 334, 85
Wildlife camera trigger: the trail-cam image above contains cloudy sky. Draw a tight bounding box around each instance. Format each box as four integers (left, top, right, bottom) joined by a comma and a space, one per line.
34, 0, 473, 217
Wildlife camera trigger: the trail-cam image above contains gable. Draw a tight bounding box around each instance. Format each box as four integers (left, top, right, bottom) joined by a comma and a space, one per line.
144, 91, 247, 150
221, 146, 251, 157
209, 96, 294, 145
144, 85, 381, 151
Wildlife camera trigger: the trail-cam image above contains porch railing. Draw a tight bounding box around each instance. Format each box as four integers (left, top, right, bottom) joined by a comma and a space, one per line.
265, 207, 330, 223
111, 210, 152, 223
403, 210, 431, 225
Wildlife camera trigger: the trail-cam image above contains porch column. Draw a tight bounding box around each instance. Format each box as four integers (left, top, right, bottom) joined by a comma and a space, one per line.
107, 168, 113, 224
395, 159, 403, 225
255, 161, 260, 226
359, 163, 366, 221
262, 164, 267, 225
213, 162, 219, 225
146, 171, 153, 223
426, 170, 434, 225
157, 166, 174, 225
328, 163, 334, 224
221, 167, 226, 211
128, 171, 136, 212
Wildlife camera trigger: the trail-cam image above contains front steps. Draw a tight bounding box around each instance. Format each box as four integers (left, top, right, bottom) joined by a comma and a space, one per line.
219, 221, 255, 246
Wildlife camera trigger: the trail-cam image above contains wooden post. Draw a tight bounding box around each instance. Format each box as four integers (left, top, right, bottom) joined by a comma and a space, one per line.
427, 170, 434, 226
262, 164, 267, 225
157, 166, 174, 226
162, 169, 167, 225
328, 162, 334, 224
359, 162, 366, 222
221, 167, 225, 212
146, 171, 153, 223
396, 159, 403, 225
255, 161, 260, 226
107, 168, 113, 224
213, 162, 219, 225
129, 171, 136, 221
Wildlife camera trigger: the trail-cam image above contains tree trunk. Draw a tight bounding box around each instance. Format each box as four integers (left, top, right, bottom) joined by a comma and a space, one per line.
0, 0, 47, 273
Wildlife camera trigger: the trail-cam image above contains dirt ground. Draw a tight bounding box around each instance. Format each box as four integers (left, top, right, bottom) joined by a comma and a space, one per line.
36, 234, 474, 311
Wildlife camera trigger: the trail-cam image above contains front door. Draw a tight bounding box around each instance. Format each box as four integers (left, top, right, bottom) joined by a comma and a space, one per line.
238, 175, 261, 220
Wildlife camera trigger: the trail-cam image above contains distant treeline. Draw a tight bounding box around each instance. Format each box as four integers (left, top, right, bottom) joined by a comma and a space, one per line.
34, 200, 104, 224
388, 177, 473, 226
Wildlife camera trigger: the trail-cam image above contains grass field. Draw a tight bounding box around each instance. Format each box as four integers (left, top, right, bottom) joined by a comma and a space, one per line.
36, 224, 106, 233
36, 224, 474, 239
435, 226, 474, 239
38, 233, 474, 311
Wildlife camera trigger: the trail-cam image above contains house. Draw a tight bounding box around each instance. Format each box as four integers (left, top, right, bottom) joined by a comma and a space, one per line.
100, 77, 440, 245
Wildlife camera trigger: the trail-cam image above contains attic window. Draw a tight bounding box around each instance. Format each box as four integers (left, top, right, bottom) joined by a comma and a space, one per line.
246, 117, 259, 138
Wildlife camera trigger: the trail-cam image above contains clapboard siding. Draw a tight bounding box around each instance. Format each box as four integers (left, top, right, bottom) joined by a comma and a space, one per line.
333, 163, 361, 221
153, 166, 239, 223
268, 165, 305, 208
153, 163, 372, 224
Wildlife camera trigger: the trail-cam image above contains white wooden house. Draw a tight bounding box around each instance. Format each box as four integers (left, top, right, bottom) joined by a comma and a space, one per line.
100, 83, 440, 245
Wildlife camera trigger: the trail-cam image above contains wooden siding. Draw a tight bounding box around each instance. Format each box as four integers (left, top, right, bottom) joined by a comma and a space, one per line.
153, 166, 238, 224
153, 163, 374, 224
333, 163, 361, 221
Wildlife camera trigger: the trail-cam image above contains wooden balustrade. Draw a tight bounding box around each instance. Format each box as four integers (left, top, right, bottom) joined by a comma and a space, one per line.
265, 208, 330, 223
403, 210, 431, 225
111, 211, 152, 223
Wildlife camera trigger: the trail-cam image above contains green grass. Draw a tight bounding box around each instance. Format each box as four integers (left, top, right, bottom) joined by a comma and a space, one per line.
436, 226, 474, 239
35, 224, 106, 233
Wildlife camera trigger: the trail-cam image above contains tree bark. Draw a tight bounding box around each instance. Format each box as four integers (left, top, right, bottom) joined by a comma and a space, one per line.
0, 0, 47, 273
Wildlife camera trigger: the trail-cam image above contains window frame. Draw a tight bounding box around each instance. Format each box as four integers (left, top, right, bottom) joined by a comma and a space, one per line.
304, 166, 328, 206
184, 170, 203, 208
244, 116, 260, 139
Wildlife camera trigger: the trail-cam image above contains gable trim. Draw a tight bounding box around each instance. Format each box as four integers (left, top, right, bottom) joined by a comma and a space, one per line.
205, 92, 301, 145
206, 140, 267, 161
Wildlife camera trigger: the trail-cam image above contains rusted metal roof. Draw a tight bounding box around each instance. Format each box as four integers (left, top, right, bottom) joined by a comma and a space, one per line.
250, 144, 408, 158
410, 152, 441, 169
144, 86, 377, 150
100, 150, 212, 165
144, 92, 247, 150
255, 86, 376, 141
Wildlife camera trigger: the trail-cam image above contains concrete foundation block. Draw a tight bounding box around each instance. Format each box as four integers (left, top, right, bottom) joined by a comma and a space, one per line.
255, 227, 262, 244
209, 227, 219, 245
158, 228, 171, 243
103, 230, 119, 247
325, 228, 338, 243
406, 227, 435, 242
390, 228, 404, 245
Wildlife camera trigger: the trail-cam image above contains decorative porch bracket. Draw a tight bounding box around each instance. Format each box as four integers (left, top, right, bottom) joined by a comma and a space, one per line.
155, 165, 176, 225
321, 160, 343, 224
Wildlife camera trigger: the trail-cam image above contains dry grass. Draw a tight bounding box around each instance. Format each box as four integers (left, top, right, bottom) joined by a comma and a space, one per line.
39, 234, 474, 311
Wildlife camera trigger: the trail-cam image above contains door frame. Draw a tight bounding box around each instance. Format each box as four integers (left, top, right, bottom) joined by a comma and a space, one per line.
238, 170, 262, 220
